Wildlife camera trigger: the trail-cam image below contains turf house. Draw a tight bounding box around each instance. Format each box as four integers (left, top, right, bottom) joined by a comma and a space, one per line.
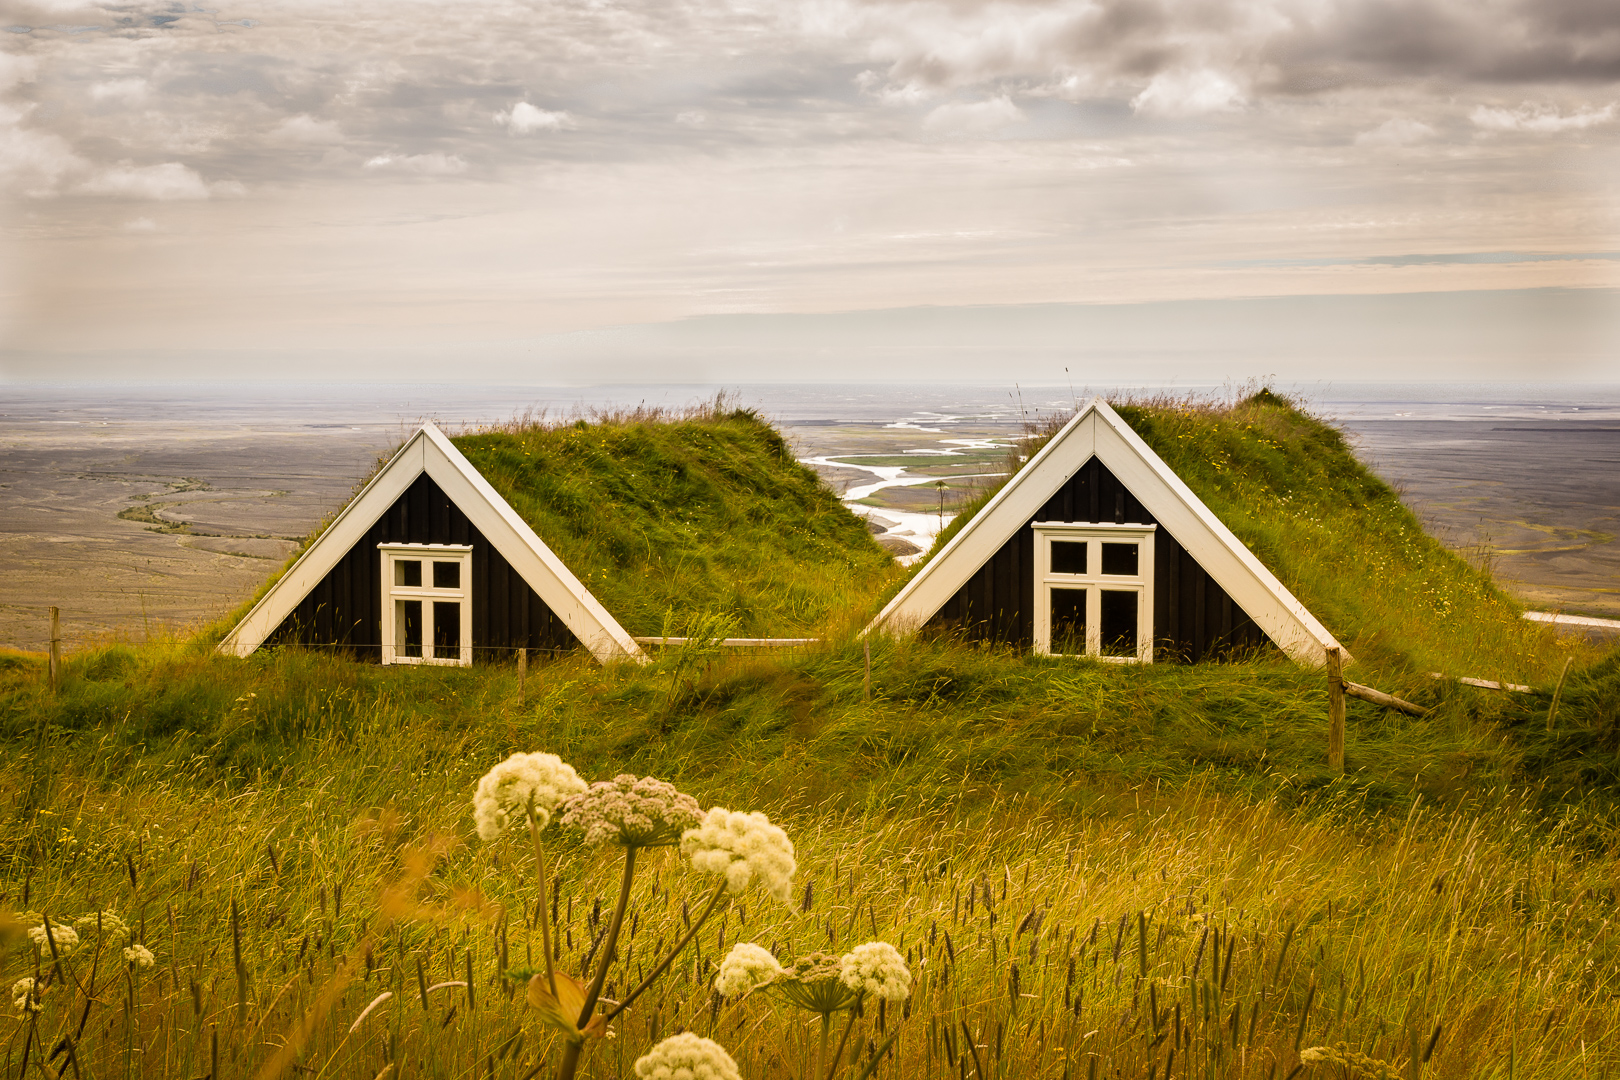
867, 397, 1347, 666
219, 404, 894, 666
219, 422, 645, 665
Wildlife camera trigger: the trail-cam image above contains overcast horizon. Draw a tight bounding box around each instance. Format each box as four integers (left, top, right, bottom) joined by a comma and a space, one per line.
3, 0, 1618, 384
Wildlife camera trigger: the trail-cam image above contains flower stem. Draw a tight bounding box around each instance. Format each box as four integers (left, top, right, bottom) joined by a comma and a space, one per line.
526, 806, 557, 999
557, 846, 639, 1080
578, 845, 636, 1026
601, 877, 728, 1026
818, 1011, 831, 1080
826, 998, 862, 1080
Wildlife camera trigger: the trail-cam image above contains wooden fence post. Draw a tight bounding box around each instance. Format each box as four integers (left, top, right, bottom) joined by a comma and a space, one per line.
517, 647, 527, 705
863, 639, 872, 702
48, 607, 61, 694
1326, 645, 1345, 774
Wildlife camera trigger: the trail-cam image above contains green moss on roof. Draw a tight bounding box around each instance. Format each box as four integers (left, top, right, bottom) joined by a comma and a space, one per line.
453, 406, 896, 638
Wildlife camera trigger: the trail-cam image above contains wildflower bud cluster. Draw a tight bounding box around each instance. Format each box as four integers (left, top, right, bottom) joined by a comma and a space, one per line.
838, 941, 912, 1001
28, 923, 79, 956
681, 808, 796, 902
714, 942, 784, 997
11, 977, 41, 1014
75, 911, 131, 945
770, 952, 861, 1015
633, 1033, 741, 1080
474, 751, 589, 839
559, 774, 703, 848
124, 943, 157, 968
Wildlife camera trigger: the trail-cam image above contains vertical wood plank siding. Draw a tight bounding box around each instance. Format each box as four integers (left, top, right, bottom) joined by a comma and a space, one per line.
265, 473, 580, 661
927, 457, 1265, 661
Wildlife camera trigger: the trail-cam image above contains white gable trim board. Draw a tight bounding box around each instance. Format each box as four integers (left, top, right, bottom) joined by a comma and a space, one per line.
865, 398, 1348, 668
218, 423, 646, 665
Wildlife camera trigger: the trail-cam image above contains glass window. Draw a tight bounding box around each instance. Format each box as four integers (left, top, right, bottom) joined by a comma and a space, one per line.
381, 545, 472, 666
433, 601, 461, 659
397, 599, 423, 658
1049, 588, 1086, 654
1050, 540, 1088, 575
1101, 543, 1138, 576
1033, 523, 1154, 662
1100, 590, 1138, 656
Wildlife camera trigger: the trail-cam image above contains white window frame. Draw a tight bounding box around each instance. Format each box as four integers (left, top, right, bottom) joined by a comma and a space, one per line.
1032, 522, 1155, 663
379, 544, 473, 667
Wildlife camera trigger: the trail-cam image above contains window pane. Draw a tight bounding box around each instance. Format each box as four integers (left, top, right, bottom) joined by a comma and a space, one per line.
1050, 540, 1088, 575
433, 561, 461, 589
433, 601, 462, 659
397, 599, 422, 658
395, 559, 422, 587
1101, 543, 1138, 576
1100, 590, 1138, 656
1049, 588, 1086, 654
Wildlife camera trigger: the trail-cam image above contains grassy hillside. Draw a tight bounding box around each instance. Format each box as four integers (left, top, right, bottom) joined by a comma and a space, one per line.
3, 638, 1620, 1079
454, 401, 895, 638
922, 390, 1562, 684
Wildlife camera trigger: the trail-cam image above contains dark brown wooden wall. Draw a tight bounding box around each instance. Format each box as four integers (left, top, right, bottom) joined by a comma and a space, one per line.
265, 474, 580, 661
927, 457, 1266, 661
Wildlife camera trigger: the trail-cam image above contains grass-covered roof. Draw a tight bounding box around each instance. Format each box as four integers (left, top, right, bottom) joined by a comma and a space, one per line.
920, 389, 1559, 682
452, 400, 896, 639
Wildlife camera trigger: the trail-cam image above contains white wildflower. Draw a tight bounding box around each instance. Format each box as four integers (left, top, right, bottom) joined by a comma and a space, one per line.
1299, 1047, 1331, 1065
559, 774, 702, 848
11, 976, 41, 1013
473, 751, 588, 840
633, 1032, 741, 1080
75, 911, 131, 945
714, 942, 784, 997
681, 808, 796, 902
123, 943, 156, 968
28, 922, 79, 956
839, 941, 911, 1002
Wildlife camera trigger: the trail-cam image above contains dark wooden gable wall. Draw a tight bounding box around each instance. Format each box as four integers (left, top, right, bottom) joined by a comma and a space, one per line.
926, 457, 1266, 661
266, 473, 580, 661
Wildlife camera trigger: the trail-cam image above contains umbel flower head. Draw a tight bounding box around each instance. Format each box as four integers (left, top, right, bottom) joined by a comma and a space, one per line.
714, 942, 784, 998
11, 977, 41, 1014
681, 808, 796, 902
473, 752, 588, 840
75, 911, 131, 945
840, 941, 912, 1002
124, 943, 156, 968
633, 1032, 741, 1080
28, 922, 78, 956
558, 774, 702, 848
771, 952, 861, 1016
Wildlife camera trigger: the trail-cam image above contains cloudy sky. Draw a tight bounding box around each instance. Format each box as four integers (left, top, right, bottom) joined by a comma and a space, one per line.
2, 0, 1618, 384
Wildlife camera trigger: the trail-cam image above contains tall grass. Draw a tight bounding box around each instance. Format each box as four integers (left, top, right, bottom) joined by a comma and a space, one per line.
5, 665, 1620, 1078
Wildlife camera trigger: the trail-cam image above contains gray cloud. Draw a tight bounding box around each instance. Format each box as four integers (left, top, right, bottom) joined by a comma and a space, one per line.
0, 0, 1616, 372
